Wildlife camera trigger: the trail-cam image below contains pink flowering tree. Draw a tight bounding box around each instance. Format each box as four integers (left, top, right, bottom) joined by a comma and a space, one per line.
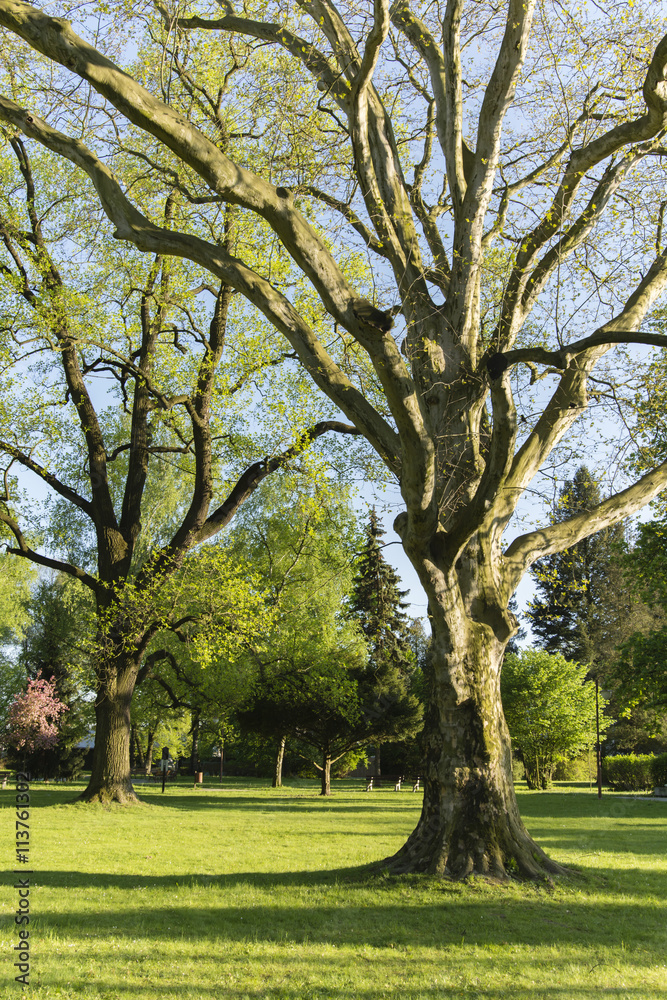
5, 675, 68, 754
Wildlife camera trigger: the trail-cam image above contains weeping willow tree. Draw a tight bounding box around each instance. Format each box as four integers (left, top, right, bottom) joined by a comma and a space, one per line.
1, 0, 667, 873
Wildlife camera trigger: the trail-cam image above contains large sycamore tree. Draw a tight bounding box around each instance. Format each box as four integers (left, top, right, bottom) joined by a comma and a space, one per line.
2, 0, 667, 875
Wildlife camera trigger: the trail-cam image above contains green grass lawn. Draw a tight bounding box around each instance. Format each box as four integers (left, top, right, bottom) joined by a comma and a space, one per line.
2, 777, 666, 999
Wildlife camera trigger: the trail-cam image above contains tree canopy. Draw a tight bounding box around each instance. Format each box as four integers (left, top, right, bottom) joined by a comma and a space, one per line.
233, 491, 423, 794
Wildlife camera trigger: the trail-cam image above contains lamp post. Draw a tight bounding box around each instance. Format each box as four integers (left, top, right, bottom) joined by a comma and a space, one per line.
594, 676, 602, 799
585, 670, 602, 798
161, 746, 170, 794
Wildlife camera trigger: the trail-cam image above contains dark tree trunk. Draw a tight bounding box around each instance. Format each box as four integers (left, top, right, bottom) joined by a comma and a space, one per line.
79, 657, 139, 804
385, 537, 567, 880
320, 753, 331, 796
272, 735, 286, 788
190, 711, 200, 775
373, 744, 382, 784
130, 724, 137, 769
144, 732, 155, 775
132, 725, 145, 770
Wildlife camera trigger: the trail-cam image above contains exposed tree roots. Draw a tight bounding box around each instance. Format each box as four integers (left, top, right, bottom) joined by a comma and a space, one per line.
383, 816, 569, 881
77, 780, 141, 805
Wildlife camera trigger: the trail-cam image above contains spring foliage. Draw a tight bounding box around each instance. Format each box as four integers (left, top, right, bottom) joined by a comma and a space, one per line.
502, 649, 602, 789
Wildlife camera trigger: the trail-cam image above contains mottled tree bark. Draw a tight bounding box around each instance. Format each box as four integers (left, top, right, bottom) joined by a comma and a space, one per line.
385, 535, 565, 879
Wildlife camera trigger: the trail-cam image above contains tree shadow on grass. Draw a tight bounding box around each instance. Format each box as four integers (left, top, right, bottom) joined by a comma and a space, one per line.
34, 888, 667, 955
35, 856, 667, 899
35, 972, 660, 1000
135, 791, 419, 813
527, 825, 667, 856
35, 864, 382, 892
516, 791, 667, 821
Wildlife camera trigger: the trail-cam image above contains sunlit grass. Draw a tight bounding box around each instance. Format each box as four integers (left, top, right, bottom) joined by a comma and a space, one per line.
1, 778, 666, 999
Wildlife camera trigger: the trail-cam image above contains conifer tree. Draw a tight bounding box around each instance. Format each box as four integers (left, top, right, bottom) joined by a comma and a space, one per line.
349, 510, 417, 780
350, 510, 412, 665
527, 468, 666, 754
527, 468, 625, 666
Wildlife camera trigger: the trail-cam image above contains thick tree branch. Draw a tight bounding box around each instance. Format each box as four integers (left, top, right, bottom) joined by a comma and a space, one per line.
504, 458, 667, 589
0, 94, 402, 470
167, 281, 231, 554
195, 421, 362, 543
290, 0, 432, 299
351, 0, 390, 101
0, 2, 433, 474
445, 0, 537, 347
0, 510, 99, 592
120, 225, 172, 549
0, 442, 94, 517
441, 0, 466, 210
0, 0, 393, 343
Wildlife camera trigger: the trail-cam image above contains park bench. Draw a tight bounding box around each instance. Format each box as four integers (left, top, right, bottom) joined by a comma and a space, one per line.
150, 768, 178, 782
364, 774, 420, 792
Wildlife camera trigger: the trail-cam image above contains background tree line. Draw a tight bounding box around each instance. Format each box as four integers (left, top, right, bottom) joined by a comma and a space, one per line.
3, 462, 667, 791
0, 495, 424, 792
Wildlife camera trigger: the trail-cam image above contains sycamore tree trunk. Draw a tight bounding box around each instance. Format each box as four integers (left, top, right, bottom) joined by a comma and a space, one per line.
386, 534, 565, 880
272, 736, 286, 788
80, 655, 140, 804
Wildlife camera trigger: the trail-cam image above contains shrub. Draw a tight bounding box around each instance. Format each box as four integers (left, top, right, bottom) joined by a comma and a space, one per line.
553, 755, 592, 782
603, 754, 654, 791
649, 753, 667, 787
512, 756, 525, 783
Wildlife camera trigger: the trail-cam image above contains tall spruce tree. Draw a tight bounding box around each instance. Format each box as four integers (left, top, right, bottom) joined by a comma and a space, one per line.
526, 468, 626, 667
527, 468, 666, 754
349, 510, 416, 780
